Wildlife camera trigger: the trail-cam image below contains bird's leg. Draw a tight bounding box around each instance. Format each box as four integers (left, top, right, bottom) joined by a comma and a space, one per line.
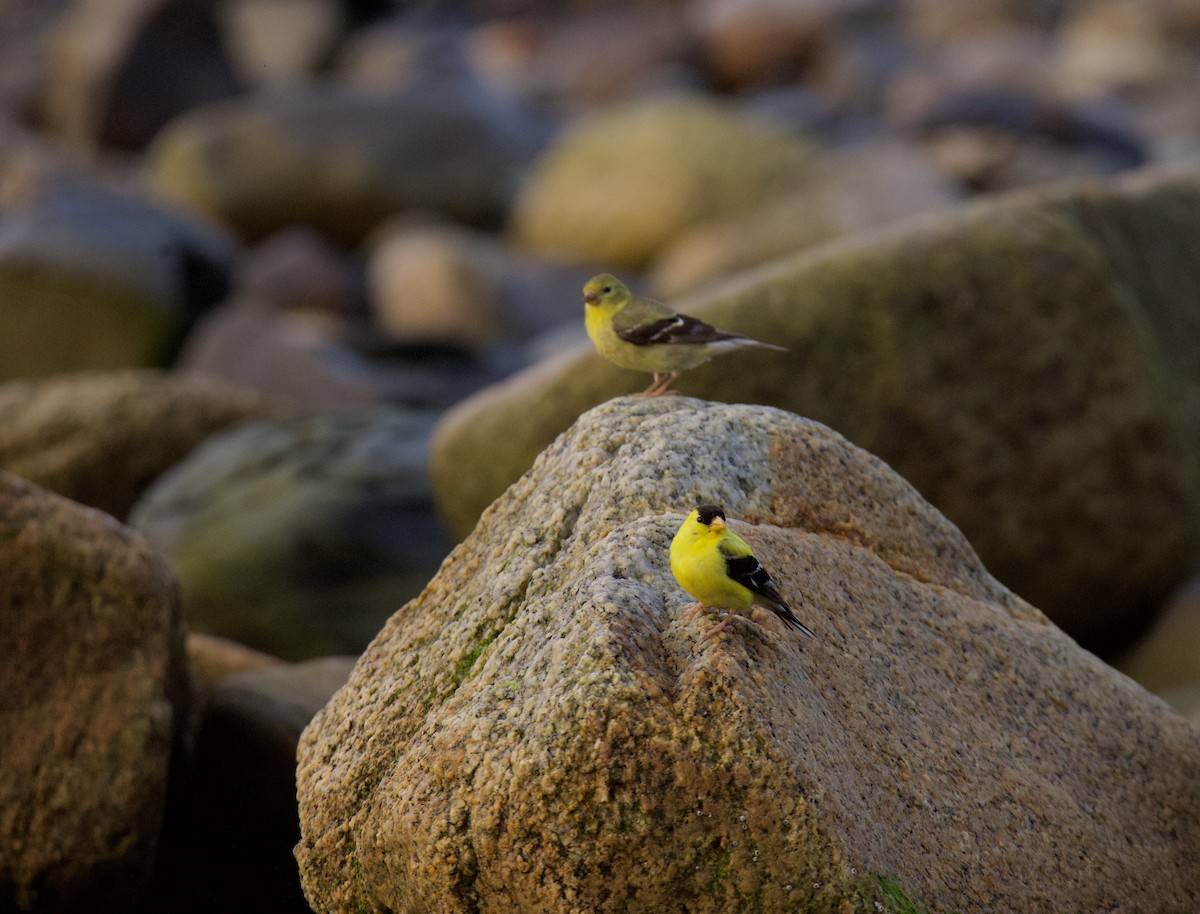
678, 601, 706, 621
636, 373, 667, 397
700, 612, 733, 641
644, 371, 681, 397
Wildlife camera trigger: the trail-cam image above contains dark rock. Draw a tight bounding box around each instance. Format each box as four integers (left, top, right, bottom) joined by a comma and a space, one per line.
179, 301, 496, 409
151, 656, 354, 914
44, 0, 243, 150
0, 170, 239, 379
130, 410, 454, 659
148, 83, 534, 243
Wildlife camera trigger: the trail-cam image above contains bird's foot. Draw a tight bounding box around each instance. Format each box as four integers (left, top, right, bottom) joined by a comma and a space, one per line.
700, 612, 732, 641
678, 602, 705, 621
641, 371, 680, 397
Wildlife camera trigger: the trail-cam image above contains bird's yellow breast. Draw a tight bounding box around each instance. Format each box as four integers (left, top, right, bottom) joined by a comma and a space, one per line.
669, 529, 755, 611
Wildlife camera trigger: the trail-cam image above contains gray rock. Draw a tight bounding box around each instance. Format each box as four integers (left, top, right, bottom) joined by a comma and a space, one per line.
236, 227, 367, 316
147, 83, 533, 243
466, 10, 695, 111
131, 410, 454, 659
0, 471, 191, 914
179, 301, 496, 409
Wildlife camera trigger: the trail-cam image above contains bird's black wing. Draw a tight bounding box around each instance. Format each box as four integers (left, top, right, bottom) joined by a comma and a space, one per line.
723, 552, 784, 603
722, 550, 817, 639
615, 314, 740, 347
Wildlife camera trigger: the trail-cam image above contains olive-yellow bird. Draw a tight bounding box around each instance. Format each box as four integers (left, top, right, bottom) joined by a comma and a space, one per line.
583, 274, 785, 396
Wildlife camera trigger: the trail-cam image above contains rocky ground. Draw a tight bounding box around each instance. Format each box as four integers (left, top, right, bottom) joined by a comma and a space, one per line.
2, 1, 1200, 912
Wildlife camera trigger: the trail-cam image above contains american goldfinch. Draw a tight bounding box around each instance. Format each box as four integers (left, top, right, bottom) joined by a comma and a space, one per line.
670, 505, 816, 641
583, 274, 785, 396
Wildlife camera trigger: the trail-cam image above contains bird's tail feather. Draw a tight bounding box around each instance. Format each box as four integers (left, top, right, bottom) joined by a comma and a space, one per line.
736, 338, 787, 352
772, 602, 818, 640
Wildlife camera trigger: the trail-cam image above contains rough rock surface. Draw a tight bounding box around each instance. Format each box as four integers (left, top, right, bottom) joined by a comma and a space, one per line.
298, 397, 1200, 914
0, 471, 190, 913
432, 166, 1200, 648
0, 370, 277, 520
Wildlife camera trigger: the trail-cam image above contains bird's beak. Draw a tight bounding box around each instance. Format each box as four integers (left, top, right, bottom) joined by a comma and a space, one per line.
583, 291, 598, 304
710, 517, 726, 530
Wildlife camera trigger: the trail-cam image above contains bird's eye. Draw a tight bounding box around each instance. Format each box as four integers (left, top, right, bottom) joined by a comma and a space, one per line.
602, 286, 612, 294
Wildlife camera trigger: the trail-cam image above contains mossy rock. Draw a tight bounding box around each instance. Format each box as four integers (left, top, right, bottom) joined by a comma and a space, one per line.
0, 263, 175, 378
433, 167, 1200, 646
130, 410, 454, 660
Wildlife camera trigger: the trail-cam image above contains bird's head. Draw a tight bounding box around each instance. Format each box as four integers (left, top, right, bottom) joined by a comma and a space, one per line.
582, 273, 629, 311
694, 504, 727, 531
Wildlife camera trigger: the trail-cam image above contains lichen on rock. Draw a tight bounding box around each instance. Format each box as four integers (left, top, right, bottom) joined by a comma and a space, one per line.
297, 397, 1200, 914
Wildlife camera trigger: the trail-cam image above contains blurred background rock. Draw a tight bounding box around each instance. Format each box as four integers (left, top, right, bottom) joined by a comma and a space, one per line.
2, 0, 1200, 910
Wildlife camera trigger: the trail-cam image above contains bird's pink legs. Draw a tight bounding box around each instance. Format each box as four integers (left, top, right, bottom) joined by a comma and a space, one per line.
638, 371, 681, 397
700, 614, 732, 640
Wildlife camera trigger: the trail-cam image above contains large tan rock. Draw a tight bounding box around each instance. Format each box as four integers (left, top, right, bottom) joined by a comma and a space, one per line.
433, 167, 1200, 646
298, 397, 1200, 914
509, 93, 816, 268
0, 471, 191, 913
0, 370, 277, 520
650, 139, 960, 297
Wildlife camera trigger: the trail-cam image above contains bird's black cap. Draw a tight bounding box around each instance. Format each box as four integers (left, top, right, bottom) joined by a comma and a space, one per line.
696, 505, 726, 525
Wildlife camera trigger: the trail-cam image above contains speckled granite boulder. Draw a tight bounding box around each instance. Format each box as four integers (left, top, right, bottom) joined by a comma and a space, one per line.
298, 397, 1200, 914
0, 471, 191, 913
0, 370, 277, 520
433, 166, 1200, 648
510, 93, 816, 268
